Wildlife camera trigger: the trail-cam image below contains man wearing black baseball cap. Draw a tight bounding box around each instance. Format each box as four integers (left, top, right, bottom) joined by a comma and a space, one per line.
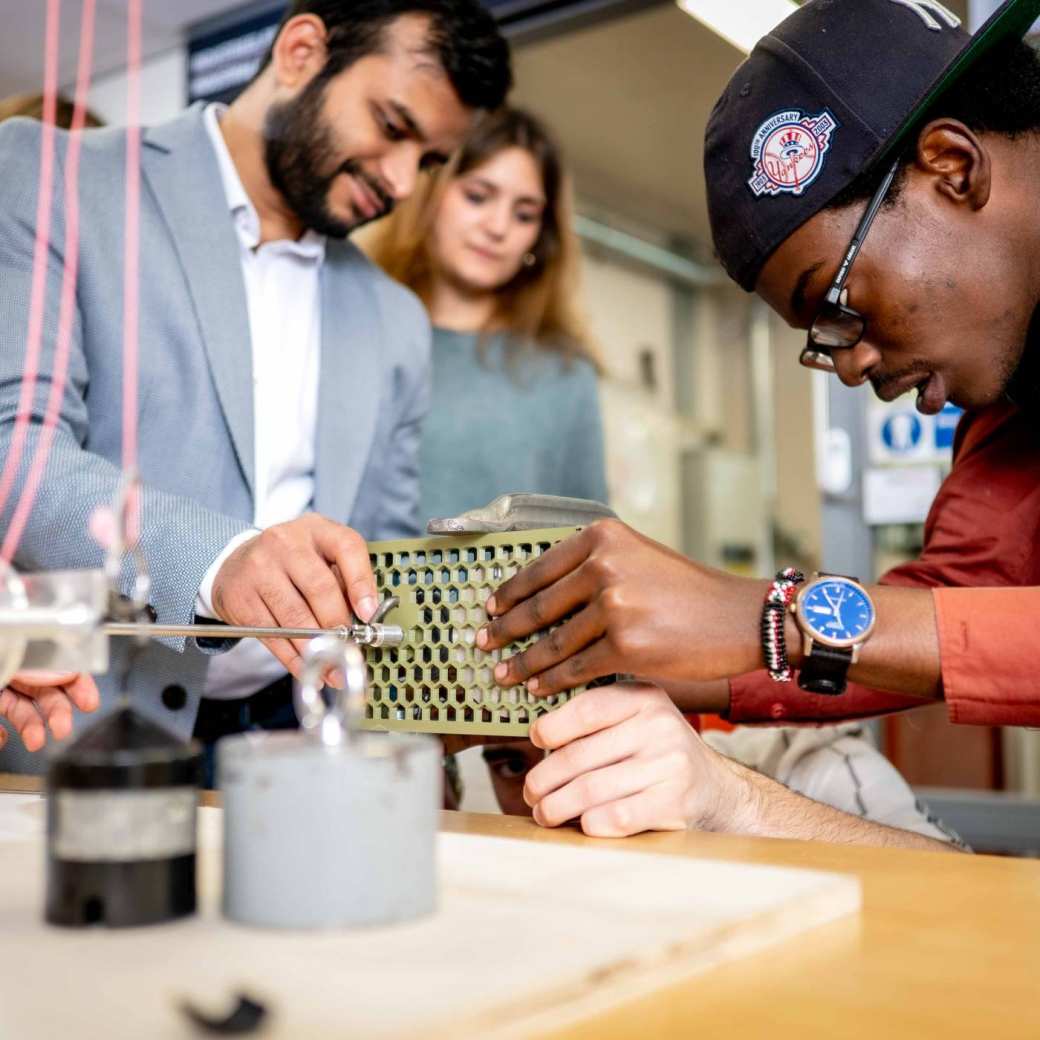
706, 0, 1040, 417
469, 0, 1040, 843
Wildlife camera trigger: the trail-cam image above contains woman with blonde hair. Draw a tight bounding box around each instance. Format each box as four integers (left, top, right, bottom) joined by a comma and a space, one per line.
366, 105, 607, 524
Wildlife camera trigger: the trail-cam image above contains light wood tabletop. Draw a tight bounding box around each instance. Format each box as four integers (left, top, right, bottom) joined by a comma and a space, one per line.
5, 773, 1039, 1038
442, 812, 1040, 1039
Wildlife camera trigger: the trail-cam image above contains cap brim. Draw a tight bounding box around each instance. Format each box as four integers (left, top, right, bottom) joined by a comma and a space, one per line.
874, 0, 1040, 168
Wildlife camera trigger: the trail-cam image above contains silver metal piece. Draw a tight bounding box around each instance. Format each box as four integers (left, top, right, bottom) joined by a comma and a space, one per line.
103, 469, 152, 627
426, 493, 617, 534
102, 594, 404, 647
0, 564, 109, 685
0, 569, 401, 686
220, 637, 440, 929
368, 594, 399, 625
0, 561, 29, 690
292, 634, 368, 746
52, 787, 196, 862
102, 618, 404, 648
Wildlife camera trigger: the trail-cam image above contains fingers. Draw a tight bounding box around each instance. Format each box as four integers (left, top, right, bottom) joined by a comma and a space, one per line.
9, 673, 99, 714
32, 688, 74, 742
312, 520, 378, 622
525, 690, 681, 818
525, 684, 703, 834
529, 684, 646, 751
284, 549, 353, 631
480, 564, 596, 651
520, 637, 618, 699
525, 707, 654, 810
213, 519, 377, 655
530, 757, 676, 829
243, 589, 307, 678
259, 523, 348, 641
8, 670, 81, 687
3, 673, 101, 749
580, 783, 690, 838
63, 674, 100, 714
490, 601, 605, 691
484, 527, 593, 617
0, 687, 46, 752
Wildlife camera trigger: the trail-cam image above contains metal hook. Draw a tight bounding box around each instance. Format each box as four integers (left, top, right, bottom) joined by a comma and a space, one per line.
368, 595, 399, 626
292, 635, 369, 747
97, 469, 151, 622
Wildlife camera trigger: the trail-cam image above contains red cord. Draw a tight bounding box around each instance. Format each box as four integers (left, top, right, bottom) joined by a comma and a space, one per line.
3, 0, 99, 563
122, 0, 143, 545
0, 0, 62, 539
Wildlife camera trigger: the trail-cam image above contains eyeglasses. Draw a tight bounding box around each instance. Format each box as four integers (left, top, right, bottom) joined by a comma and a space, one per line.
799, 158, 901, 373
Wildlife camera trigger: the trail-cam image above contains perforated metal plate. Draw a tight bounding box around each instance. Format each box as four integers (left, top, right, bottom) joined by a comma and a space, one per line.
363, 527, 582, 736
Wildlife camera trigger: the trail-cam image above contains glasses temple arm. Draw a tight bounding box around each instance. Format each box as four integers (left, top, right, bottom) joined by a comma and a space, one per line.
827, 158, 902, 303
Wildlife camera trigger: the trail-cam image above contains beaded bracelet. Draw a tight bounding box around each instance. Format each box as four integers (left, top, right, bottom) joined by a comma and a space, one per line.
761, 567, 805, 683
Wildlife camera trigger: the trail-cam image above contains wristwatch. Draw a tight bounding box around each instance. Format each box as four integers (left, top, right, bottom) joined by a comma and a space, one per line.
790, 573, 876, 695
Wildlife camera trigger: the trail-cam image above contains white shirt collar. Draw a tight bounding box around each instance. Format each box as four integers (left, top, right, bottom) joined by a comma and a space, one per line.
203, 103, 326, 262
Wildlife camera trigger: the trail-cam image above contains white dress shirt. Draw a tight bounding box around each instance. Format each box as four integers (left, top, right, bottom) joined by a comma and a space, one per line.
195, 103, 325, 700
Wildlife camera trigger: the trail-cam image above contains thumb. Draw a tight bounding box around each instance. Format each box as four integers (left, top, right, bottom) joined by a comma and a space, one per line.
9, 670, 82, 689
65, 675, 100, 713
316, 523, 379, 622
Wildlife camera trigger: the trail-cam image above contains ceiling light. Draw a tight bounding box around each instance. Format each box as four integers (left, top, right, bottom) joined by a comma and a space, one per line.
676, 0, 798, 54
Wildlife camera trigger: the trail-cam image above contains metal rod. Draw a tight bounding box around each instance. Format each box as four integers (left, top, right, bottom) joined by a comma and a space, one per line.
103, 621, 404, 647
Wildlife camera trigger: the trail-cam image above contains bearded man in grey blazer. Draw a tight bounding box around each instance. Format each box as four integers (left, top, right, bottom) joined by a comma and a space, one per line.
0, 0, 511, 775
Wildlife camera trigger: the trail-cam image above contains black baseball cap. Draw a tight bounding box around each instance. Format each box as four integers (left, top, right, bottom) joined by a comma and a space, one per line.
704, 0, 1040, 292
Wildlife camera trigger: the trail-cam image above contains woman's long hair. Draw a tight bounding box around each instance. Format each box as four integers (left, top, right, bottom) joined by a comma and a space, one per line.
365, 107, 598, 368
0, 93, 103, 128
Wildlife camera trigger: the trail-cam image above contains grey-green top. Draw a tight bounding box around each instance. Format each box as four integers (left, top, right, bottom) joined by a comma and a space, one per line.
420, 328, 609, 525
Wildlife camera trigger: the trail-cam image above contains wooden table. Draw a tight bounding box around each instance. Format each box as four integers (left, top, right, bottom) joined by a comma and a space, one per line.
5, 773, 1039, 1038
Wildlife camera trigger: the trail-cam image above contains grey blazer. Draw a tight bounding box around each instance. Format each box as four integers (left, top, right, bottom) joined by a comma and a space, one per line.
0, 105, 430, 768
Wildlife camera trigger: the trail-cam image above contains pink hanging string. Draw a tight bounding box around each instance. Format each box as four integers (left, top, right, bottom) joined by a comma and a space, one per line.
0, 0, 63, 535
122, 0, 143, 546
2, 0, 99, 562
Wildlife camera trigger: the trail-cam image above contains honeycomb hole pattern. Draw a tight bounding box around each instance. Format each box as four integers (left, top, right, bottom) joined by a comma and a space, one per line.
364, 528, 584, 736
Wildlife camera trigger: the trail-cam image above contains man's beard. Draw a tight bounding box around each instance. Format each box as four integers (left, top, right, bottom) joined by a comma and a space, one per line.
262, 77, 392, 239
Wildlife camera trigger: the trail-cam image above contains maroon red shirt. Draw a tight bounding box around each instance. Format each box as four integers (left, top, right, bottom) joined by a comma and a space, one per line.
728, 401, 1040, 727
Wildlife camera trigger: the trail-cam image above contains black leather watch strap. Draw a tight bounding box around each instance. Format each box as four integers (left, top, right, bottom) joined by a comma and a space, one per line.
798, 643, 853, 696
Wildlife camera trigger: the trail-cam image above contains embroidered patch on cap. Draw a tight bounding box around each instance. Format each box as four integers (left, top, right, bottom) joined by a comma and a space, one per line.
748, 109, 838, 198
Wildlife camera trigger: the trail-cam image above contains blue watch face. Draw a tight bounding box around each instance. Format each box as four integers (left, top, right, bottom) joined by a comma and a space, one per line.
800, 579, 875, 643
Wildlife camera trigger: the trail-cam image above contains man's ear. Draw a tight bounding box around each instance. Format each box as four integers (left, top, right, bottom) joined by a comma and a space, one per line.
269, 15, 329, 89
914, 118, 991, 211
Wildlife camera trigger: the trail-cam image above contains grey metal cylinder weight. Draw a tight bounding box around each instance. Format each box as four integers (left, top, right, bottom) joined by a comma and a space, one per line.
219, 636, 441, 929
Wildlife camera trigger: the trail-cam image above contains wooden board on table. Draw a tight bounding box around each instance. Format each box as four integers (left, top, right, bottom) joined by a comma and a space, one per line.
0, 800, 859, 1039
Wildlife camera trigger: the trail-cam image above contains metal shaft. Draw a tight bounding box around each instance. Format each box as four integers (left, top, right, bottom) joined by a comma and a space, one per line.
103, 621, 404, 647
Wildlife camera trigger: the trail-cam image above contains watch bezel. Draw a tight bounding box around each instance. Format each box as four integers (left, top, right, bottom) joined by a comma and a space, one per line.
792, 575, 877, 650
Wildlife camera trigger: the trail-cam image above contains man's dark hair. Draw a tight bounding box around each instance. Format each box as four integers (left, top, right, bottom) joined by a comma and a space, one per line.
260, 0, 512, 111
830, 39, 1040, 211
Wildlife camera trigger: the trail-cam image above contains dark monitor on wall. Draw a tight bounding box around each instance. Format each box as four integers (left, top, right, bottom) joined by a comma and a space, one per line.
187, 4, 284, 106
186, 0, 649, 105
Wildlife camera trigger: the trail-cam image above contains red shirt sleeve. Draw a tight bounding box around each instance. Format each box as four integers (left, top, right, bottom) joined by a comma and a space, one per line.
933, 586, 1040, 726
728, 402, 1040, 725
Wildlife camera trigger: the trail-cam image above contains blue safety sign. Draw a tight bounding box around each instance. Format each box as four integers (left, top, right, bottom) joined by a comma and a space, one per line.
934, 403, 964, 452
880, 411, 923, 454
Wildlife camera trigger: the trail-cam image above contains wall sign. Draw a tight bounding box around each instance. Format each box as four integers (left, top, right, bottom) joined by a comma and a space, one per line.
188, 0, 636, 104
867, 397, 963, 467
